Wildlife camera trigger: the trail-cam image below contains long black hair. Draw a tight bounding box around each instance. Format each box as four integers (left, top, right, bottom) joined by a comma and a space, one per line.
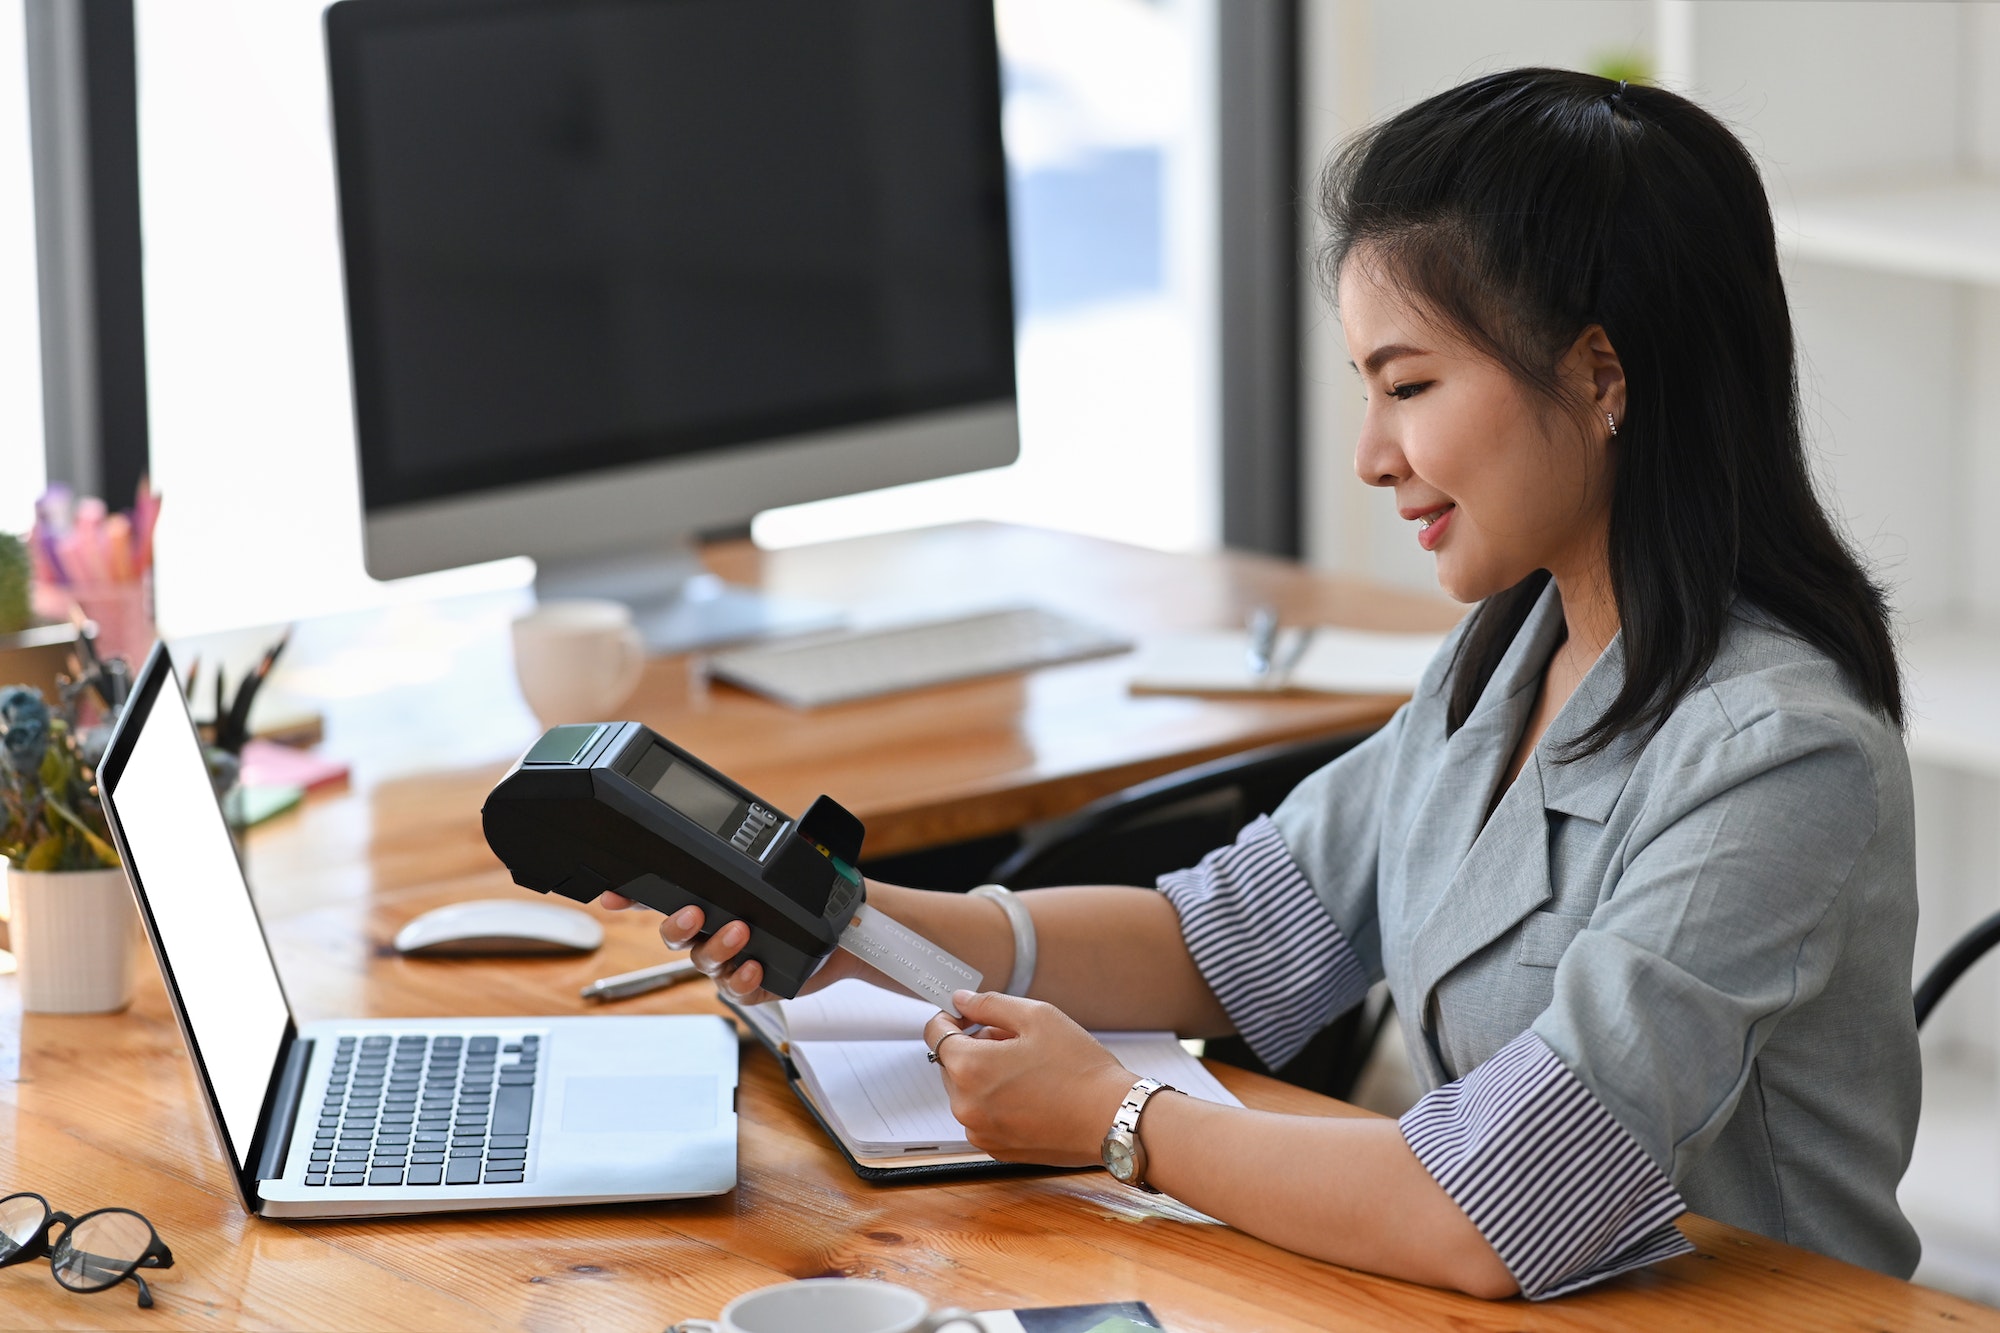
1319, 68, 1901, 755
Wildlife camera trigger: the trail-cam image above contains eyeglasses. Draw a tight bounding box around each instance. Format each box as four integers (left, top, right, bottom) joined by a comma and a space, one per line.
0, 1192, 175, 1308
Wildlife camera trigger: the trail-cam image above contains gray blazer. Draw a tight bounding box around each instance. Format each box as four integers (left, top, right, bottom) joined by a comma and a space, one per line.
1271, 582, 1921, 1276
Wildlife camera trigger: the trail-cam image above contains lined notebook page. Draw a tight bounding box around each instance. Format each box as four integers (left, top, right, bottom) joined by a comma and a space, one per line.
795, 1040, 971, 1153
775, 979, 939, 1042
791, 1030, 1243, 1157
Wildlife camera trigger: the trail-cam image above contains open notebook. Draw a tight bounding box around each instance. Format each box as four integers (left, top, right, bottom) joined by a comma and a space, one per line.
726, 980, 1240, 1179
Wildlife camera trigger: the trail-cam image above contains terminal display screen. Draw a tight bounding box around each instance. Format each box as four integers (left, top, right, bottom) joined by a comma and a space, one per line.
629, 743, 742, 836
651, 761, 740, 836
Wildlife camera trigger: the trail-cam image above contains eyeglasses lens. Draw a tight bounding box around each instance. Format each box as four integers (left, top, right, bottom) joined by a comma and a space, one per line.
50, 1211, 151, 1292
0, 1195, 47, 1260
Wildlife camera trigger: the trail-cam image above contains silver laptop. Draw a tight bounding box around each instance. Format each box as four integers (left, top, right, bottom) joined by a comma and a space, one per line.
98, 643, 738, 1218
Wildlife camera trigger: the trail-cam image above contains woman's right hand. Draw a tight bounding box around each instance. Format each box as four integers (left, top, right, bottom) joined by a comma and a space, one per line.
599, 891, 870, 1005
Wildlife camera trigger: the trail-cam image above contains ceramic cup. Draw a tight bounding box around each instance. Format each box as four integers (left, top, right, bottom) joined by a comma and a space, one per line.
510, 600, 645, 728
672, 1278, 980, 1333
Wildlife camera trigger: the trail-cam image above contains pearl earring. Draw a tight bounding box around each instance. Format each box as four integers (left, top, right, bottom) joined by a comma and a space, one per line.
1606, 412, 1619, 437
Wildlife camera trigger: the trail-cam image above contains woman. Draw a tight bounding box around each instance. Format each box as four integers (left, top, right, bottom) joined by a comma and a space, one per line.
614, 69, 1920, 1300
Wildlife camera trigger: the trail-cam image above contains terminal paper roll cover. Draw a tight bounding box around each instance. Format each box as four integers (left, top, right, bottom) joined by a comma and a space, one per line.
762, 795, 865, 915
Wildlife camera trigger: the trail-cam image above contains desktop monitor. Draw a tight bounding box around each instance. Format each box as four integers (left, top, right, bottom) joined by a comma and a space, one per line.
324, 0, 1018, 647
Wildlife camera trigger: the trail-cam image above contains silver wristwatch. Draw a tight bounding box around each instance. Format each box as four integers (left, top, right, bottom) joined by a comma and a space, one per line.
1100, 1076, 1175, 1193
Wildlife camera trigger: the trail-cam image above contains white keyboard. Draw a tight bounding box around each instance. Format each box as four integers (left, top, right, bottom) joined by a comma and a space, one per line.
706, 606, 1133, 708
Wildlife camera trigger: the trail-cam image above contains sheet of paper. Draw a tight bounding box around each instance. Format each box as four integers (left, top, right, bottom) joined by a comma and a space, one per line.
1098, 1034, 1238, 1107
1128, 626, 1449, 696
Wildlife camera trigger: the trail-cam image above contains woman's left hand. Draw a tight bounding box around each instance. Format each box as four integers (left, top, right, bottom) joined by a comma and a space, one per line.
922, 990, 1139, 1167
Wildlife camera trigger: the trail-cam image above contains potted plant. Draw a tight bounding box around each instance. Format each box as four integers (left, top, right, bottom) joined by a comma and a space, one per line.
0, 677, 134, 1013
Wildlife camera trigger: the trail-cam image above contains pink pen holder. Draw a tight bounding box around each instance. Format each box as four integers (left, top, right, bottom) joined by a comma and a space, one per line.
64, 576, 157, 669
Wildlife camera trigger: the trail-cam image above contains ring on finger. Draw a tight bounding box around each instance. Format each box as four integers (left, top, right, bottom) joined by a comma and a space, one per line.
926, 1030, 969, 1064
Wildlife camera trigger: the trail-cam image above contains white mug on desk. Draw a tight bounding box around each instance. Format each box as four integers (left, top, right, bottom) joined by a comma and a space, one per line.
510, 599, 645, 728
670, 1279, 979, 1333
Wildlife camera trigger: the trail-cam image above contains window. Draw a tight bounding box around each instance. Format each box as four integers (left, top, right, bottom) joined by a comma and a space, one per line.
133, 0, 1218, 636
0, 0, 44, 532
754, 0, 1219, 557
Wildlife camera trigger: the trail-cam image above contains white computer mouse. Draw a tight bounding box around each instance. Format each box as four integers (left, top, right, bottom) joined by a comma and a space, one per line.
393, 898, 604, 957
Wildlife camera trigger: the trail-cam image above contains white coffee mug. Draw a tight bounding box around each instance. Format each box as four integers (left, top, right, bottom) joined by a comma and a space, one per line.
671, 1278, 981, 1333
510, 599, 645, 728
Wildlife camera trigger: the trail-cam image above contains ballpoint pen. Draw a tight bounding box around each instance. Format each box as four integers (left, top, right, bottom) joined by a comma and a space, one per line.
579, 956, 704, 1002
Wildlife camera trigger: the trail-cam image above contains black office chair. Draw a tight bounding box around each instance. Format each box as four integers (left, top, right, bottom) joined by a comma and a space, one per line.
988, 727, 1394, 1101
1915, 909, 2000, 1028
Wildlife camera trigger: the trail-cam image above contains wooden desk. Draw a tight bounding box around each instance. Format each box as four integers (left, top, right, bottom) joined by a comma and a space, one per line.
684, 524, 1460, 855
0, 524, 1988, 1328
1, 922, 1987, 1331
237, 523, 1463, 875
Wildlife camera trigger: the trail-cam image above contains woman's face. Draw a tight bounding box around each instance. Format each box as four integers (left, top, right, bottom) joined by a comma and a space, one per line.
1339, 256, 1618, 605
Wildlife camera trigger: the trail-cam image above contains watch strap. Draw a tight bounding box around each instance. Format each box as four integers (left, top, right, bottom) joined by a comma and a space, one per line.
1108, 1076, 1174, 1193
1114, 1076, 1169, 1133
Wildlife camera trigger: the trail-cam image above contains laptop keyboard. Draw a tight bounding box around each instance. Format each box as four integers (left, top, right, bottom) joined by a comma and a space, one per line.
303, 1032, 541, 1187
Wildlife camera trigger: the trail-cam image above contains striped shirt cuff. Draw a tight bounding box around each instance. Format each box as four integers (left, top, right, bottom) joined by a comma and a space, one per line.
1400, 1030, 1693, 1299
1156, 815, 1370, 1069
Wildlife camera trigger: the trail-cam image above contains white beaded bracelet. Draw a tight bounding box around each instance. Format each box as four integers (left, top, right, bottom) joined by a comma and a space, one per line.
969, 883, 1037, 996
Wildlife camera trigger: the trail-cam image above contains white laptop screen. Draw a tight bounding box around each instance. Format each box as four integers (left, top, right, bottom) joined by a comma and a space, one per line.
106, 662, 292, 1170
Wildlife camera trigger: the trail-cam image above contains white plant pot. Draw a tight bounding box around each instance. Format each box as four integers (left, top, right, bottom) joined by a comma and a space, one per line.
4, 865, 137, 1014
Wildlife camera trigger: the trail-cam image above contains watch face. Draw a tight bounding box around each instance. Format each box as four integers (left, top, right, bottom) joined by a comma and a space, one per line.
1103, 1134, 1136, 1181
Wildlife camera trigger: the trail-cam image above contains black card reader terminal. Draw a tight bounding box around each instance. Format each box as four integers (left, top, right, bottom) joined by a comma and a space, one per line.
482, 722, 867, 998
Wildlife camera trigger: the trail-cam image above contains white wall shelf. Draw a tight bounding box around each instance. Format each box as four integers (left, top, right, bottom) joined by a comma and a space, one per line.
1777, 180, 2000, 287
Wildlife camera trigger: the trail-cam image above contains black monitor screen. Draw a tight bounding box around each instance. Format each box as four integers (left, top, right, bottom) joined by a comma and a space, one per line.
326, 0, 1015, 512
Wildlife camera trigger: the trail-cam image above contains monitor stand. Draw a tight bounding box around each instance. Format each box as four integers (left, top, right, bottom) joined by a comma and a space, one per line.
532, 543, 844, 655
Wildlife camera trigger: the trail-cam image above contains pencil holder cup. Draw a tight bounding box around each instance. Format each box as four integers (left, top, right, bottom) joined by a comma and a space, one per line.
65, 576, 156, 671
4, 865, 137, 1014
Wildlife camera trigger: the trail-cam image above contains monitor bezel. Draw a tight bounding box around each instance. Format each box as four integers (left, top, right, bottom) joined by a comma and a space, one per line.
324, 0, 1018, 517
355, 397, 1017, 580
97, 643, 300, 1216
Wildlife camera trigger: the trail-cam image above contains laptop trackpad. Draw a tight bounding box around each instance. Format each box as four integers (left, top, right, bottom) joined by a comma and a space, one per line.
560, 1076, 717, 1133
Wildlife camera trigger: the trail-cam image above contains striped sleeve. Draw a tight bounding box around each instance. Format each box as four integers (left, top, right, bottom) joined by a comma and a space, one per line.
1156, 815, 1371, 1069
1400, 1029, 1694, 1299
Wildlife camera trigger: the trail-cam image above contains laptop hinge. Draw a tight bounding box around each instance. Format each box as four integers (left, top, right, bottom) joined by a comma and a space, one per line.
256, 1037, 314, 1182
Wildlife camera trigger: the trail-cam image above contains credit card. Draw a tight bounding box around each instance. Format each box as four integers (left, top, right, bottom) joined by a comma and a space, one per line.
837, 901, 983, 1015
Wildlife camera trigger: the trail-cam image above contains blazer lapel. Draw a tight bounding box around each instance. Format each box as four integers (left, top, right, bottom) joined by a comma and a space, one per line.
1392, 583, 1565, 930
1405, 757, 1556, 1023
1536, 632, 1643, 822
1401, 590, 1632, 1028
